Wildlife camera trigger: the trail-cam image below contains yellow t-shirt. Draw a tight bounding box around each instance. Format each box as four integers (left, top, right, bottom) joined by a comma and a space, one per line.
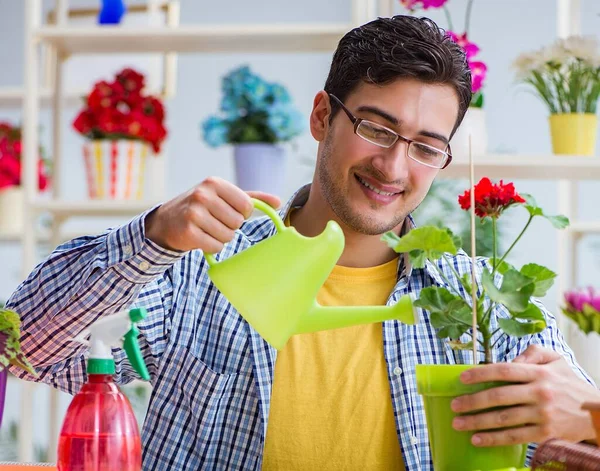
262, 226, 405, 470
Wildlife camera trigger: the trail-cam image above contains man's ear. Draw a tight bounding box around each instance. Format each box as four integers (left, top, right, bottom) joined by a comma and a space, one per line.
310, 91, 331, 142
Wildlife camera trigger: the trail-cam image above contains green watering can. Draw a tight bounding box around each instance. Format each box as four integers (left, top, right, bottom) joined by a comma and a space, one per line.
204, 198, 417, 350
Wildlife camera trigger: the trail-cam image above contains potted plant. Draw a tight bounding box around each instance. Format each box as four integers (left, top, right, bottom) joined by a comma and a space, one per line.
512, 36, 600, 156
0, 122, 50, 235
401, 0, 488, 158
201, 65, 304, 197
382, 177, 569, 471
561, 287, 600, 384
72, 67, 167, 200
0, 305, 37, 428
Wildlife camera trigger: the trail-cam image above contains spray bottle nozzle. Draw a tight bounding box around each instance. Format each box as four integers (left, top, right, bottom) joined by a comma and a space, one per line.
87, 308, 150, 381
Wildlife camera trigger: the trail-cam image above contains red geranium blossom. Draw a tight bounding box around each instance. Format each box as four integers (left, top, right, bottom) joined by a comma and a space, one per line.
0, 122, 49, 191
458, 177, 525, 218
72, 68, 167, 154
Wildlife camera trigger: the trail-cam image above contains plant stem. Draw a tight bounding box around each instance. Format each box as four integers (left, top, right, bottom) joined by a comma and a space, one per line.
442, 253, 472, 294
432, 260, 465, 299
479, 322, 493, 363
496, 215, 534, 269
443, 5, 454, 31
465, 0, 474, 34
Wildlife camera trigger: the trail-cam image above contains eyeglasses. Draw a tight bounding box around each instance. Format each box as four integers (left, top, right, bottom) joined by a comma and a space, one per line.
329, 94, 453, 170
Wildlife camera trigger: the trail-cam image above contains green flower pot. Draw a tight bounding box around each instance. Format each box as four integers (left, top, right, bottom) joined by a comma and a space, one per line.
416, 364, 527, 471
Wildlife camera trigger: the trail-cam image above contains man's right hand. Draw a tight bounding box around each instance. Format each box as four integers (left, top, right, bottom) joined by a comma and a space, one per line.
145, 176, 281, 253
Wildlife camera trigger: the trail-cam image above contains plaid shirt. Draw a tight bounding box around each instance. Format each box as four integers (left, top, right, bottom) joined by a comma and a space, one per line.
7, 184, 590, 470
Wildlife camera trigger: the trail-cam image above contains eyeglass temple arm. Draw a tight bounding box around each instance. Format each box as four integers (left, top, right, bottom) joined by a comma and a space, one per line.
328, 94, 357, 124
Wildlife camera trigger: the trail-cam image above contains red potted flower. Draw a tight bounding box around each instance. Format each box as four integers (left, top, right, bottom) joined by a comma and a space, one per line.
0, 122, 50, 235
72, 68, 167, 200
382, 178, 569, 471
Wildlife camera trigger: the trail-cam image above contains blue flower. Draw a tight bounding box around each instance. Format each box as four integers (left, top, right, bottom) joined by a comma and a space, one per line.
201, 65, 306, 146
267, 104, 305, 141
202, 116, 230, 148
242, 75, 271, 110
268, 83, 291, 105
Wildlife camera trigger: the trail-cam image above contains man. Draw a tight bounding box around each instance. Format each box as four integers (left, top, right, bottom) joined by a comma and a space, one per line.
7, 14, 599, 471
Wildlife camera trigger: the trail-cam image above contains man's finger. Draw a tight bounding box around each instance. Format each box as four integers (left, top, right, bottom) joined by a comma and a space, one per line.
246, 191, 281, 210
512, 344, 562, 365
471, 425, 546, 447
459, 362, 540, 385
451, 384, 538, 413
453, 405, 540, 432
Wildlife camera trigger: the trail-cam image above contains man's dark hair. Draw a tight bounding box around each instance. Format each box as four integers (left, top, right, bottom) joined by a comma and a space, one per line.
324, 15, 472, 136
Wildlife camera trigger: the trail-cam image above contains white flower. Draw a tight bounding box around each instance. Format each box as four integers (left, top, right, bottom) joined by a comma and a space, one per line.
560, 36, 600, 65
512, 51, 543, 79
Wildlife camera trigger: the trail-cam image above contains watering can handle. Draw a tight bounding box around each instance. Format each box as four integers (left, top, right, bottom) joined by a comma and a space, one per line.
204, 198, 286, 266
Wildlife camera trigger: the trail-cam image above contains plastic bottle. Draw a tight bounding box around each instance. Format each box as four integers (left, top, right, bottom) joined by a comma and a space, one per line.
57, 308, 150, 471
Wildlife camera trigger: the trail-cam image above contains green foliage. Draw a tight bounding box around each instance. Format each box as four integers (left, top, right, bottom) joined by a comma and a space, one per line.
385, 180, 569, 363
0, 309, 36, 376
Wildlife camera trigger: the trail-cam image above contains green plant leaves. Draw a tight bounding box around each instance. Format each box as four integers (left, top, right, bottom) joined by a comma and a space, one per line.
448, 340, 475, 350
562, 304, 600, 334
381, 226, 460, 268
414, 287, 457, 313
521, 193, 570, 229
0, 309, 37, 376
498, 317, 546, 337
415, 287, 473, 339
482, 268, 534, 313
520, 263, 557, 297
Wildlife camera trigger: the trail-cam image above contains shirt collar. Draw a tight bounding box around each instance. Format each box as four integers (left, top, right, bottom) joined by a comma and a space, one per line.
279, 183, 416, 280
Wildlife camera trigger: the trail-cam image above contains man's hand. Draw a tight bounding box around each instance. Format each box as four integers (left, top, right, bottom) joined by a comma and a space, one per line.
145, 177, 280, 253
450, 344, 599, 446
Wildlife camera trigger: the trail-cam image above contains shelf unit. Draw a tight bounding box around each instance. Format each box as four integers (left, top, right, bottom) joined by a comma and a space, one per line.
6, 0, 593, 464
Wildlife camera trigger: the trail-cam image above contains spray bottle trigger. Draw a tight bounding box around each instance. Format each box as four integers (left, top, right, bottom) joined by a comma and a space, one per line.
123, 324, 150, 381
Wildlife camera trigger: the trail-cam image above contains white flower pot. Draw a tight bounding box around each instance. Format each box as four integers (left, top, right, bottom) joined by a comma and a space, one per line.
0, 187, 23, 236
569, 324, 600, 385
450, 107, 488, 161
233, 143, 287, 197
83, 140, 151, 200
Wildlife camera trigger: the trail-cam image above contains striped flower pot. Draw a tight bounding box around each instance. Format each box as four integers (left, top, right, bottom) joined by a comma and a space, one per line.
83, 140, 150, 200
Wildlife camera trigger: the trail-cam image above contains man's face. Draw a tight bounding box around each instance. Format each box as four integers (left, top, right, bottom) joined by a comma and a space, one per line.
313, 78, 459, 236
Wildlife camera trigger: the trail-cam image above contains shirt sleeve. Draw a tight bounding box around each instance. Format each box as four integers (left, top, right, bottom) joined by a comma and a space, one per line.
5, 207, 186, 394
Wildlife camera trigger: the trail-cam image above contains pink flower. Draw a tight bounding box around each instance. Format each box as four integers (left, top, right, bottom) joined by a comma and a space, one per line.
565, 287, 600, 313
469, 60, 487, 93
400, 0, 448, 10
447, 31, 480, 60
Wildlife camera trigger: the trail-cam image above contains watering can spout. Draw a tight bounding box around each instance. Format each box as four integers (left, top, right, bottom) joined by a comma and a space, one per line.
297, 294, 417, 335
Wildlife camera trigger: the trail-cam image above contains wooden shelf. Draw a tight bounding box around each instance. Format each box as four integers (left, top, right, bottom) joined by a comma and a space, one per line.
35, 23, 349, 54
441, 154, 600, 181
0, 86, 84, 108
31, 199, 159, 218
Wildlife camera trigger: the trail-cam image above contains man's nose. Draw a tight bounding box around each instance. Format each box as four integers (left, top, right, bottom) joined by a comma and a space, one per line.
371, 140, 411, 182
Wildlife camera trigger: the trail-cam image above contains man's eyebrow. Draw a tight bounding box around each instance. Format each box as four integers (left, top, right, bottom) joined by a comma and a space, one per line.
419, 130, 449, 146
356, 105, 450, 146
356, 105, 399, 126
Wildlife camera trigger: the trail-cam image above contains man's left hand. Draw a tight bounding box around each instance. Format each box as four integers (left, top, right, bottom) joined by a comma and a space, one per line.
451, 344, 600, 446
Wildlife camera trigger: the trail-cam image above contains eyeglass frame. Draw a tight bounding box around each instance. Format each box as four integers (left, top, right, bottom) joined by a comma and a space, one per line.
328, 93, 453, 170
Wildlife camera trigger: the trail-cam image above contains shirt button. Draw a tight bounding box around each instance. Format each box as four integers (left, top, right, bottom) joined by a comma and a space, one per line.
393, 366, 403, 376
138, 261, 150, 271
123, 245, 132, 255
411, 435, 418, 446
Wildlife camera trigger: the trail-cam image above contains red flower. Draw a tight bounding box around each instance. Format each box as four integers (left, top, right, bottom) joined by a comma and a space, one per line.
116, 68, 145, 93
0, 123, 51, 191
458, 177, 526, 218
72, 67, 167, 153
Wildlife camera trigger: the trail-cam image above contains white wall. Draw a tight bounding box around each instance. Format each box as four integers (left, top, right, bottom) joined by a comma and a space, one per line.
1, 0, 600, 460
